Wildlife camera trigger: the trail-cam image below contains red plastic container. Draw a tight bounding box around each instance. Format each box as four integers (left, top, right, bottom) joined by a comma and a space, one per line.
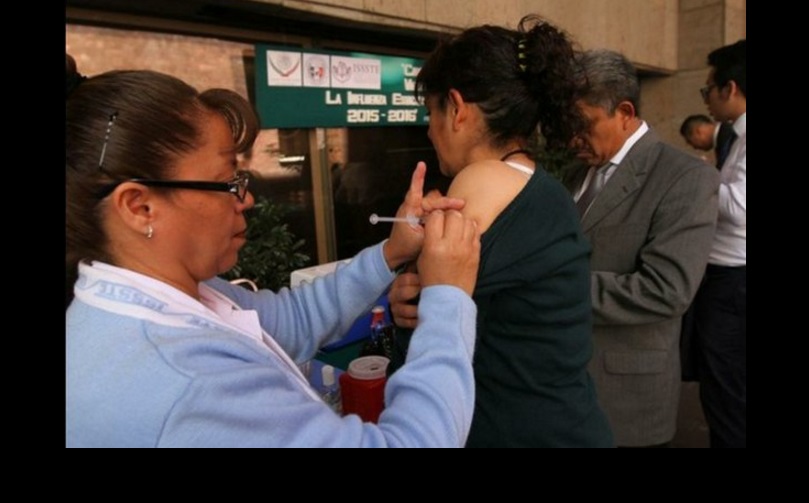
340, 356, 389, 423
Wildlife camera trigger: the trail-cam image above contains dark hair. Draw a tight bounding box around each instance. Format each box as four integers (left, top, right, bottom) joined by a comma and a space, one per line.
680, 114, 713, 137
708, 39, 746, 98
415, 14, 584, 150
573, 49, 640, 116
66, 54, 259, 306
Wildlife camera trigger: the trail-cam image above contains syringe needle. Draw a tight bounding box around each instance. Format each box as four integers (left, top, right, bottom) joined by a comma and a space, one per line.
369, 213, 422, 226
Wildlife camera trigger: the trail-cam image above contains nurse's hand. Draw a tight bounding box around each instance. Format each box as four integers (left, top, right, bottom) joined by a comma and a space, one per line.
383, 162, 464, 270
418, 209, 480, 297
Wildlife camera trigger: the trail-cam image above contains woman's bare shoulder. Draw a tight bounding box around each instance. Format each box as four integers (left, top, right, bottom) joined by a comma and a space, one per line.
447, 160, 531, 233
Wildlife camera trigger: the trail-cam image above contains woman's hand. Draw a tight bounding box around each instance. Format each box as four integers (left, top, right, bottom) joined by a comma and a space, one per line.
388, 271, 421, 329
383, 162, 465, 270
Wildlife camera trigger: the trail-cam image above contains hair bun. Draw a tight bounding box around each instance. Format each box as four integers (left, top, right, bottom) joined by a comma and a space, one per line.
66, 54, 86, 98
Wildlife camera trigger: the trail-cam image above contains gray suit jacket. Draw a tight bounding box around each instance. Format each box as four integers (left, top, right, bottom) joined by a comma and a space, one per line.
564, 128, 719, 446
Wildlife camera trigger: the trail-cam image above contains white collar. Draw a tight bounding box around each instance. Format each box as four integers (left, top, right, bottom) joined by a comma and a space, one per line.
733, 112, 746, 137
609, 120, 649, 166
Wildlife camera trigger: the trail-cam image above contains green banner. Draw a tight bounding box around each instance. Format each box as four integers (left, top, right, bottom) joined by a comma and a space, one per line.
255, 44, 427, 128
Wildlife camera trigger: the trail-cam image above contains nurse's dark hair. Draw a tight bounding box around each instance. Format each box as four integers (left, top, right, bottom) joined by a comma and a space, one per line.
415, 14, 585, 150
65, 54, 259, 307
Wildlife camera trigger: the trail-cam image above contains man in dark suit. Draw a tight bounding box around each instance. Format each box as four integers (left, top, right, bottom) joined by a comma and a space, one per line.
679, 114, 735, 169
693, 39, 746, 448
565, 50, 720, 447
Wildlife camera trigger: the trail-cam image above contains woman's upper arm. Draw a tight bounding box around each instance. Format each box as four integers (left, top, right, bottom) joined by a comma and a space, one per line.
446, 161, 525, 234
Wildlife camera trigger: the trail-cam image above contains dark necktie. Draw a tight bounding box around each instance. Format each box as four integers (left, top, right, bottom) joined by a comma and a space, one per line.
717, 129, 738, 169
577, 165, 608, 218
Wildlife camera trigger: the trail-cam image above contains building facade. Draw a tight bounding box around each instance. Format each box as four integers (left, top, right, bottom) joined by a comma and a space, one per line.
67, 0, 745, 266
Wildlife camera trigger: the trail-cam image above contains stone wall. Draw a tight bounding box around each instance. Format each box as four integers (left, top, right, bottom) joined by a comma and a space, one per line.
664, 0, 745, 155
67, 0, 745, 151
66, 26, 252, 97
251, 0, 679, 71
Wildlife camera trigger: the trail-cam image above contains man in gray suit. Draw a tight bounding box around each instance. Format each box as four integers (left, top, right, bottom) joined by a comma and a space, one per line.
566, 50, 720, 447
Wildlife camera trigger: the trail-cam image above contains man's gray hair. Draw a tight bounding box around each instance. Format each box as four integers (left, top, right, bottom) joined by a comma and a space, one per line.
574, 49, 640, 115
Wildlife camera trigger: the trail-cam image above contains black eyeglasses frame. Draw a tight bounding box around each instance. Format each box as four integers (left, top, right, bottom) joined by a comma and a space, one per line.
700, 83, 719, 101
97, 171, 251, 202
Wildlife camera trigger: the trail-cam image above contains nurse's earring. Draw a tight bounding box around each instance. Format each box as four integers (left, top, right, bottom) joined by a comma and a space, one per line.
146, 224, 154, 239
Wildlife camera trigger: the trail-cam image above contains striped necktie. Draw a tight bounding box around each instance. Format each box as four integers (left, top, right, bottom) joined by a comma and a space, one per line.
577, 164, 609, 218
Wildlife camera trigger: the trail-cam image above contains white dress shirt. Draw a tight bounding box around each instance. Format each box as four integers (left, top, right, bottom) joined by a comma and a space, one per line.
710, 112, 746, 266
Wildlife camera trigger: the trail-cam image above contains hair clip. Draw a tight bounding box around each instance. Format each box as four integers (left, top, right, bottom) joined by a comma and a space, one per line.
98, 112, 119, 172
517, 39, 527, 72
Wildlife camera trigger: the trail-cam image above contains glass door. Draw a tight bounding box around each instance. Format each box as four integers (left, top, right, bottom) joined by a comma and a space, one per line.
326, 126, 450, 260
243, 128, 318, 264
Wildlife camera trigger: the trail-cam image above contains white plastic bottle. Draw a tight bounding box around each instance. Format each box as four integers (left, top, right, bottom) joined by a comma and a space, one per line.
320, 364, 342, 414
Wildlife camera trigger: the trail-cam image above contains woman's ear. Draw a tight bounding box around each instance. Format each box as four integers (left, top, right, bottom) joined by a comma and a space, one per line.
108, 182, 155, 234
447, 89, 468, 129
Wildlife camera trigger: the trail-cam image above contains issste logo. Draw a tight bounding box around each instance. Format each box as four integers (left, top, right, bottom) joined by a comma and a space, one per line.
331, 56, 381, 89
332, 61, 351, 83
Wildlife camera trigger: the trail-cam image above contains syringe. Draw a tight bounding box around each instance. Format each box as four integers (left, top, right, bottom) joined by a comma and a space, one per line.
369, 213, 423, 226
